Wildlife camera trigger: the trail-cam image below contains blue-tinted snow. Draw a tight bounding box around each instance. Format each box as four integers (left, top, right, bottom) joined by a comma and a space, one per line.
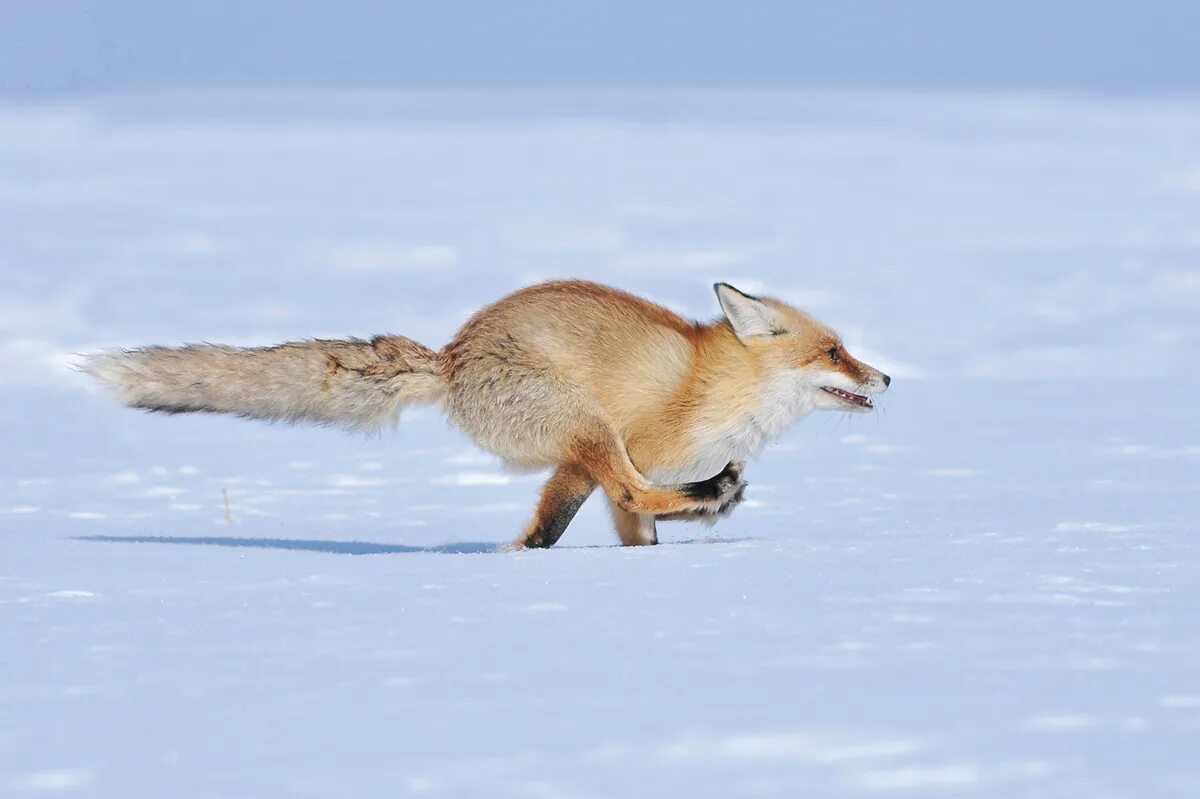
2, 92, 1198, 797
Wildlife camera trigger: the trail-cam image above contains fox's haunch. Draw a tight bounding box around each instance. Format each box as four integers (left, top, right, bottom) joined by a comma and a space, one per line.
84, 336, 446, 430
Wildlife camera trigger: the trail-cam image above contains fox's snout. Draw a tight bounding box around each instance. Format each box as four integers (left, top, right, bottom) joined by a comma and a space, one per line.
839, 351, 890, 396
864, 367, 891, 393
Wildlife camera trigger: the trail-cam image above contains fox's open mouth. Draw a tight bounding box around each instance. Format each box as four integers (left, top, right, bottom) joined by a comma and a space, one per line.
823, 386, 873, 409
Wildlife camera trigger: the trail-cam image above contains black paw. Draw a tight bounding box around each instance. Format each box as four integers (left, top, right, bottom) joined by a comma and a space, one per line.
716, 478, 747, 516
691, 479, 746, 527
715, 460, 743, 489
683, 462, 747, 512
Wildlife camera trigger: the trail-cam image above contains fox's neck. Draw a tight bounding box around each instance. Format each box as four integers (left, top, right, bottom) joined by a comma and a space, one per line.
686, 321, 813, 454
691, 320, 758, 385
639, 321, 812, 484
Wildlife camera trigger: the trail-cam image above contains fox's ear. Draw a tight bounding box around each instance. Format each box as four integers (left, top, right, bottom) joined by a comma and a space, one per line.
714, 283, 783, 342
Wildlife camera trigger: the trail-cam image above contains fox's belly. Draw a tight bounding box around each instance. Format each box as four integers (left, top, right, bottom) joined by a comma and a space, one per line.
643, 428, 756, 484
643, 408, 790, 485
646, 453, 732, 485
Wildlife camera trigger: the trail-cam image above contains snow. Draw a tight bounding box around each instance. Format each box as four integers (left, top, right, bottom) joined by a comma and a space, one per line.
2, 90, 1200, 797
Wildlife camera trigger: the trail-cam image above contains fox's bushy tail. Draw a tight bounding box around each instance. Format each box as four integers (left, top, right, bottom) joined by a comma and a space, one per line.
83, 336, 446, 430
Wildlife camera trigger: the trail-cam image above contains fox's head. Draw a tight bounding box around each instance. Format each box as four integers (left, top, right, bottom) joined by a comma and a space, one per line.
714, 283, 890, 414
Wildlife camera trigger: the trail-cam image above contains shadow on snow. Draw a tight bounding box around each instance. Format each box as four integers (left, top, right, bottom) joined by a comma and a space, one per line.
75, 534, 500, 555
74, 534, 750, 555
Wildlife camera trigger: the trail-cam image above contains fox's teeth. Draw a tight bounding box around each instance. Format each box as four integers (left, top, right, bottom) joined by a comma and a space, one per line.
823, 386, 872, 407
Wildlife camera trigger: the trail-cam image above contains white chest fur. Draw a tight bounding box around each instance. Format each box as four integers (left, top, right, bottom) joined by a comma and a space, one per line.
648, 371, 817, 484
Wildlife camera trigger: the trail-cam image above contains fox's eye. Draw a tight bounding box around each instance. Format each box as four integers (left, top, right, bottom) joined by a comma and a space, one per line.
827, 347, 840, 363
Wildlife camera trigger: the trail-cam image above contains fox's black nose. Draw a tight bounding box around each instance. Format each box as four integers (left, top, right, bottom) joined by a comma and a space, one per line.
882, 374, 892, 387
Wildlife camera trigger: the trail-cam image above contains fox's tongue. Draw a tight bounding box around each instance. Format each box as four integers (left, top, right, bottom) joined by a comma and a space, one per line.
822, 386, 873, 408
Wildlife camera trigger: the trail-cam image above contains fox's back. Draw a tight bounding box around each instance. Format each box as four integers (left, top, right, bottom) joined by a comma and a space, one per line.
442, 281, 699, 462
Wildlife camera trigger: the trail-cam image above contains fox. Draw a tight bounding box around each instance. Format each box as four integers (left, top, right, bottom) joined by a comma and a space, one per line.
85, 280, 890, 549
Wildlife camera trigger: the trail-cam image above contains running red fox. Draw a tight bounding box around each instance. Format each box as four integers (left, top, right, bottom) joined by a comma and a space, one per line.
86, 281, 890, 548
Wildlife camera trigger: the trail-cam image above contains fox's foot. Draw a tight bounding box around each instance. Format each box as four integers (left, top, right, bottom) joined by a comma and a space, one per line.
715, 476, 747, 517
717, 461, 747, 510
680, 461, 747, 518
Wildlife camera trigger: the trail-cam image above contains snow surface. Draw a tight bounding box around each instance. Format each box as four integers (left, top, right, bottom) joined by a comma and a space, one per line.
2, 91, 1199, 797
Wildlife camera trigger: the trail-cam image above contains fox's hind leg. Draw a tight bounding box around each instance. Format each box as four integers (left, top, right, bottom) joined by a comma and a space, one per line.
607, 500, 658, 546
514, 464, 597, 549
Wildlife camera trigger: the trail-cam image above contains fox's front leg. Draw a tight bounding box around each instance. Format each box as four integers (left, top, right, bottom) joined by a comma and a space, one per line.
658, 462, 747, 523
571, 427, 745, 519
608, 461, 746, 544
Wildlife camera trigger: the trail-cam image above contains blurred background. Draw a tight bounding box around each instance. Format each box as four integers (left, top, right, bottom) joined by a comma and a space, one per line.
3, 3, 1200, 797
